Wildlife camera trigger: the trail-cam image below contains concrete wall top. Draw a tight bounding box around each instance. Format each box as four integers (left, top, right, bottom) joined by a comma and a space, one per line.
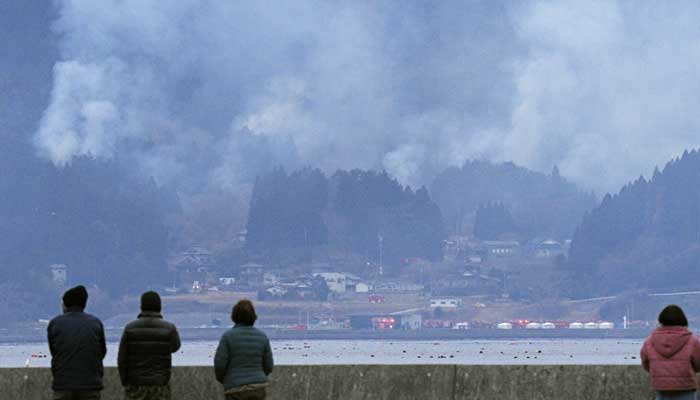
0, 365, 656, 400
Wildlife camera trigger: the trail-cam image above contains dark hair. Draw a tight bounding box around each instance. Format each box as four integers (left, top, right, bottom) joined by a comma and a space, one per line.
659, 305, 688, 327
63, 285, 88, 309
140, 291, 162, 312
231, 299, 257, 326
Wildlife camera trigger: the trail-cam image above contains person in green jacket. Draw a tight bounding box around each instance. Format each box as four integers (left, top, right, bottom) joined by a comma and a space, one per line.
214, 299, 274, 400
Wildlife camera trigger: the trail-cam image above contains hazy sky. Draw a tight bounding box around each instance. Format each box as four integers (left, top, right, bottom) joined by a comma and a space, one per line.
6, 1, 700, 193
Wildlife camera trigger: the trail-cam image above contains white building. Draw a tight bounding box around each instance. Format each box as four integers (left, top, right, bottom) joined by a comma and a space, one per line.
355, 282, 370, 293
483, 240, 520, 257
430, 298, 463, 308
219, 277, 236, 286
598, 322, 615, 329
313, 272, 347, 294
50, 264, 68, 287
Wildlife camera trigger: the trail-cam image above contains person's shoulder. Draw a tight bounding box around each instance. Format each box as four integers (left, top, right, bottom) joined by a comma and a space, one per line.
83, 312, 104, 326
157, 318, 179, 335
161, 318, 178, 330
250, 326, 269, 340
124, 318, 142, 330
47, 314, 64, 330
48, 314, 64, 324
690, 332, 700, 346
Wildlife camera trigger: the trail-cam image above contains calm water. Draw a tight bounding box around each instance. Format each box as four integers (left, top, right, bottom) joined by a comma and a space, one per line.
0, 339, 643, 368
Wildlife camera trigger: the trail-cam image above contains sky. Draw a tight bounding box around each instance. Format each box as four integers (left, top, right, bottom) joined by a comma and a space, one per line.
5, 1, 700, 193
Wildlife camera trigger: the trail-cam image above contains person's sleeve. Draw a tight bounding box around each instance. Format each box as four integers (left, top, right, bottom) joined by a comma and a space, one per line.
640, 340, 650, 372
690, 337, 700, 372
263, 338, 274, 376
117, 329, 128, 386
47, 321, 56, 357
98, 321, 107, 360
171, 324, 181, 353
213, 335, 229, 383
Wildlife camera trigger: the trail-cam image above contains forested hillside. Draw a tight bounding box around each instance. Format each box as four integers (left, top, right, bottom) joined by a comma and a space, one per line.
246, 168, 445, 265
431, 161, 596, 239
0, 143, 176, 298
566, 149, 700, 297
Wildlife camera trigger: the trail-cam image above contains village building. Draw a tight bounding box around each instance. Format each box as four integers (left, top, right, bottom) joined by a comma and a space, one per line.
49, 264, 68, 287
390, 309, 423, 330
374, 281, 424, 293
218, 277, 236, 287
482, 240, 520, 258
429, 297, 463, 309
312, 272, 347, 294
239, 262, 265, 288
533, 239, 566, 259
170, 246, 218, 289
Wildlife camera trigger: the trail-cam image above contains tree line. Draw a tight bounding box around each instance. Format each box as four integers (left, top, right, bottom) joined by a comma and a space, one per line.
246, 167, 445, 266
431, 161, 596, 239
566, 149, 700, 297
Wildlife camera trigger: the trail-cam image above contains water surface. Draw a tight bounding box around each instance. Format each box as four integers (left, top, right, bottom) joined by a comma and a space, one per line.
0, 339, 644, 368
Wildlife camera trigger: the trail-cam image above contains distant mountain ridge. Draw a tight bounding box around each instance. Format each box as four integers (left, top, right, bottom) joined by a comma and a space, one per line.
567, 149, 700, 297
431, 160, 596, 239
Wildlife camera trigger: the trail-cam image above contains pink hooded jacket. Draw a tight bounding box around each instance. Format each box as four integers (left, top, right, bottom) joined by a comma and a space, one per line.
641, 326, 700, 391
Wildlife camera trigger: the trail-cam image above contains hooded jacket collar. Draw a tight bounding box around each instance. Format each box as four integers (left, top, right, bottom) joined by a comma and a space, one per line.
651, 325, 692, 358
138, 310, 163, 319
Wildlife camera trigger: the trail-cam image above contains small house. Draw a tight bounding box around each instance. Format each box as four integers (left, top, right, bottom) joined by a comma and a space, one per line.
239, 263, 265, 288
50, 264, 68, 287
429, 298, 463, 309
312, 272, 347, 294
483, 240, 520, 258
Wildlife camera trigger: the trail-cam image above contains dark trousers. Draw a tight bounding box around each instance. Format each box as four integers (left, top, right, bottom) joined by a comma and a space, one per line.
125, 385, 171, 400
656, 391, 697, 400
225, 388, 266, 400
53, 390, 101, 400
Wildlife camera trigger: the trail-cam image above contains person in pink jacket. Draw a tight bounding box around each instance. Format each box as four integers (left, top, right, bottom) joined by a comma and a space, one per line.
641, 305, 700, 400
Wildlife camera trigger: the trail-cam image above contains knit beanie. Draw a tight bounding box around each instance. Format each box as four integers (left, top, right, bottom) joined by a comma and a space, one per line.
140, 291, 162, 312
62, 285, 88, 309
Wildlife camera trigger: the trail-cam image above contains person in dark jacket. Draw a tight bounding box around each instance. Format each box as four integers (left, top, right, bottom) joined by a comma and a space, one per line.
48, 285, 107, 400
118, 291, 181, 400
214, 300, 274, 400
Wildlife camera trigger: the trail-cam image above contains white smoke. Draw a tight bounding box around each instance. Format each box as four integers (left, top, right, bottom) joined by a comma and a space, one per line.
35, 0, 700, 193
501, 0, 700, 190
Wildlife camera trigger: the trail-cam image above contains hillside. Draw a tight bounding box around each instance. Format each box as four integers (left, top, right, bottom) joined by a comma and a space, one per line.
567, 149, 700, 297
431, 160, 596, 239
246, 167, 445, 268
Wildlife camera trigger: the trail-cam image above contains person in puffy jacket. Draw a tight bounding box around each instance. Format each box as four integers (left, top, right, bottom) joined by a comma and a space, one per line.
641, 305, 700, 400
214, 299, 274, 400
48, 285, 107, 400
118, 291, 181, 400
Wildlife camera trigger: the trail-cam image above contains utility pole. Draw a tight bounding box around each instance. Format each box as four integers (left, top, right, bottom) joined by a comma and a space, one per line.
378, 234, 384, 279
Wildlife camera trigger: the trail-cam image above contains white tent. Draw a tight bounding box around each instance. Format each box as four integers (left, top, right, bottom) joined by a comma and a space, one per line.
497, 322, 513, 330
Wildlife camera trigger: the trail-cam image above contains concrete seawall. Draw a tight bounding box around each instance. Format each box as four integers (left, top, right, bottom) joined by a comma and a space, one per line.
1, 365, 655, 399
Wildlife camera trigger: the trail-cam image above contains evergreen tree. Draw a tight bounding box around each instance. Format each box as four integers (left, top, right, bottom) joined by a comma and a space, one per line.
565, 149, 700, 297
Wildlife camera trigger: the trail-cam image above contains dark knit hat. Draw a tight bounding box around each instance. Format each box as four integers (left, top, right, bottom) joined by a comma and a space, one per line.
62, 285, 88, 309
141, 291, 161, 312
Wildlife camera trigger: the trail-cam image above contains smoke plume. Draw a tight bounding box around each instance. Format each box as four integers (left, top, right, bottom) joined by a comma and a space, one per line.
35, 1, 700, 193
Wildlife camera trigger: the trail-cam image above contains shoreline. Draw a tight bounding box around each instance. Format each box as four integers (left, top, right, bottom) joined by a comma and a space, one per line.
0, 327, 652, 344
